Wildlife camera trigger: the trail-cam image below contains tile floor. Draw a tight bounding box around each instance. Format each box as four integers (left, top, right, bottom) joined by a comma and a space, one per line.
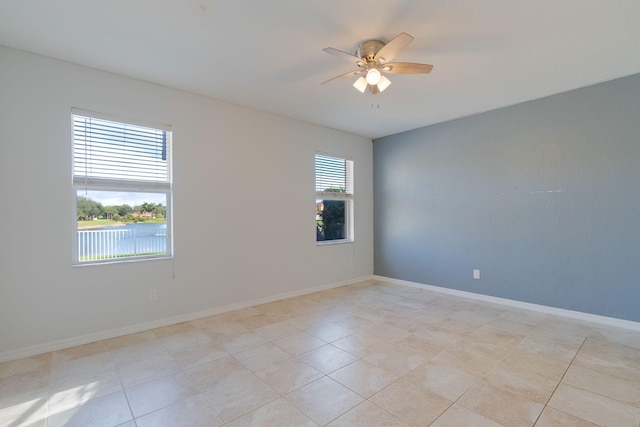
1, 279, 640, 426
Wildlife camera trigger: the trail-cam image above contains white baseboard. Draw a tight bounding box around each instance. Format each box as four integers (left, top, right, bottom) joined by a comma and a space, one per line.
0, 275, 372, 363
373, 275, 640, 331
5, 274, 637, 363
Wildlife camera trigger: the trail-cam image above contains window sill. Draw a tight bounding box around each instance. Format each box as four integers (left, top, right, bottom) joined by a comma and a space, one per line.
316, 239, 353, 246
73, 254, 173, 267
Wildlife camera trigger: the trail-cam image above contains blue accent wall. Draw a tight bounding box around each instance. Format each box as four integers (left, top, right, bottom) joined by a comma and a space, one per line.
373, 73, 640, 322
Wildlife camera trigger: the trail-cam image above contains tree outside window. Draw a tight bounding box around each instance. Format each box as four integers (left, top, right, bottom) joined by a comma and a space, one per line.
315, 154, 353, 243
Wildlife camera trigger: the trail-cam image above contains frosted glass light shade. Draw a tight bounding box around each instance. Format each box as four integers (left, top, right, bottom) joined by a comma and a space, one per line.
366, 68, 381, 85
377, 75, 391, 92
353, 77, 368, 93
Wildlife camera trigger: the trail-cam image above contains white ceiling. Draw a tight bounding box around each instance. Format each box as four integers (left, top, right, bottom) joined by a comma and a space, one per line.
2, 1, 640, 139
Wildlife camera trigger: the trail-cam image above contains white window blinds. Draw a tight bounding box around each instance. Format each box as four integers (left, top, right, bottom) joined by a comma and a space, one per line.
72, 110, 171, 190
315, 153, 354, 198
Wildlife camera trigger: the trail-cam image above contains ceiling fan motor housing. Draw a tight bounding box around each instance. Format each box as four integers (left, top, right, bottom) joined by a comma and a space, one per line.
356, 40, 385, 63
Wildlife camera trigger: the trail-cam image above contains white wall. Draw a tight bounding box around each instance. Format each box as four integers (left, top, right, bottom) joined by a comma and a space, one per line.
0, 46, 373, 359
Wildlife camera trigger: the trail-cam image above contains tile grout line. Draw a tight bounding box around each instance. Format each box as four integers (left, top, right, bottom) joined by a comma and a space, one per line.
531, 332, 591, 427
428, 327, 549, 426
426, 356, 500, 425
114, 348, 138, 425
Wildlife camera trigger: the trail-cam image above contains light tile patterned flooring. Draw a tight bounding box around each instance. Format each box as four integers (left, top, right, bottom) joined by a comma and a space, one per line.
1, 279, 640, 426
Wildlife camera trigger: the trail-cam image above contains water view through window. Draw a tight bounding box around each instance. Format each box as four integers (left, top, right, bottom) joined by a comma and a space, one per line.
76, 190, 170, 262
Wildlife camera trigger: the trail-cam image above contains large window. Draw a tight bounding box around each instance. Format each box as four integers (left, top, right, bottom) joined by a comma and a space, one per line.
72, 109, 172, 264
315, 153, 353, 243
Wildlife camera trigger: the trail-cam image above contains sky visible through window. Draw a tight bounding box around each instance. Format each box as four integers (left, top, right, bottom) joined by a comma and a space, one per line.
78, 190, 166, 208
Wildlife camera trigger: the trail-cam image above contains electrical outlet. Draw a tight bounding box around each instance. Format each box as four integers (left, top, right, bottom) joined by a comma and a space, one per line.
149, 289, 158, 301
473, 269, 481, 280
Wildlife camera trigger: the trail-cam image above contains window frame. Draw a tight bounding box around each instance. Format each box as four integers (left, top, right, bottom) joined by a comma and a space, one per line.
71, 108, 173, 265
315, 152, 354, 245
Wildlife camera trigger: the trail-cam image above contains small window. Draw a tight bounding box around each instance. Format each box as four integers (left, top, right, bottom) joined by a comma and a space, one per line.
315, 153, 354, 243
72, 109, 172, 264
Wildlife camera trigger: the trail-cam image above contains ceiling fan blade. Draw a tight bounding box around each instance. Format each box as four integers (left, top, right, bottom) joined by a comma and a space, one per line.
383, 62, 433, 74
322, 47, 363, 64
321, 69, 363, 85
374, 32, 413, 63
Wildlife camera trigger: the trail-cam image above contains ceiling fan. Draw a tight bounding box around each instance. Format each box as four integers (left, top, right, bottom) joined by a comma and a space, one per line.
321, 32, 433, 94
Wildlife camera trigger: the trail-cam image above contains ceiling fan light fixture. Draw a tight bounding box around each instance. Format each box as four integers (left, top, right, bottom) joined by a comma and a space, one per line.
377, 75, 391, 92
353, 76, 368, 93
322, 32, 433, 96
365, 68, 382, 85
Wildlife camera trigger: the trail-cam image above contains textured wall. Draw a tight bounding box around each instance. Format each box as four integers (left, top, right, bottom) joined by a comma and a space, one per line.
374, 73, 640, 322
